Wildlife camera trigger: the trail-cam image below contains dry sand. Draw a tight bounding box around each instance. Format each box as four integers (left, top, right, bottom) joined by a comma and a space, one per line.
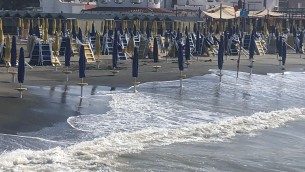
0, 48, 305, 134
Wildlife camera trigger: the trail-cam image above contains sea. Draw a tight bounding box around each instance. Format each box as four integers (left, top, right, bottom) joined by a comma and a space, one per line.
0, 70, 305, 172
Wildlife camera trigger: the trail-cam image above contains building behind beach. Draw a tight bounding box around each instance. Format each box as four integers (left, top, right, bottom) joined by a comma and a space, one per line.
39, 0, 280, 15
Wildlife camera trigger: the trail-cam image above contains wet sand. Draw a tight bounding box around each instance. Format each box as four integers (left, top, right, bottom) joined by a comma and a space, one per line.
0, 51, 305, 134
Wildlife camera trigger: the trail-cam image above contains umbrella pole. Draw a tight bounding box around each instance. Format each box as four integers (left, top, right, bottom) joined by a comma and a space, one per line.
180, 70, 183, 89
20, 83, 23, 99
250, 60, 253, 76
220, 69, 222, 82
237, 44, 241, 78
81, 78, 83, 98
10, 69, 17, 83
133, 77, 137, 93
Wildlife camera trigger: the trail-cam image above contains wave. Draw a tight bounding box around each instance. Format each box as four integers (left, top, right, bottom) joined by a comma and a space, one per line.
0, 108, 304, 171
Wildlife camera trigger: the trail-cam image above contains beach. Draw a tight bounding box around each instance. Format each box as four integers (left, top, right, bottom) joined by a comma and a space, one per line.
0, 51, 305, 171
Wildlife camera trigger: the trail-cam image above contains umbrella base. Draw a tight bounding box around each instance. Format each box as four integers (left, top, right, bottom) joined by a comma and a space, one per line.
111, 70, 119, 76
216, 73, 224, 76
178, 75, 186, 79
77, 83, 88, 87
63, 71, 72, 74
185, 61, 192, 67
152, 66, 161, 72
16, 87, 27, 91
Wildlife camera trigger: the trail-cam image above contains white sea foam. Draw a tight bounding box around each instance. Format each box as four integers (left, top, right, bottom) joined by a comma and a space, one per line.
1, 71, 305, 171
1, 108, 305, 171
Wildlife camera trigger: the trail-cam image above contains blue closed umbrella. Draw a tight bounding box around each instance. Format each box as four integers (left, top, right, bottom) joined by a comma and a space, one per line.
216, 25, 219, 34
185, 35, 191, 61
153, 37, 159, 63
77, 27, 83, 42
293, 26, 297, 37
159, 24, 163, 36
299, 31, 303, 53
65, 38, 71, 67
35, 25, 40, 38
185, 26, 188, 36
178, 42, 184, 71
132, 47, 139, 78
193, 23, 197, 33
79, 45, 86, 78
91, 22, 95, 36
29, 20, 33, 36
61, 20, 65, 35
282, 41, 286, 66
196, 31, 200, 54
209, 24, 213, 34
72, 23, 76, 39
249, 33, 256, 60
18, 47, 25, 84
11, 36, 17, 67
146, 24, 150, 38
112, 28, 118, 69
277, 36, 283, 57
218, 35, 224, 71
133, 24, 137, 36
176, 28, 181, 41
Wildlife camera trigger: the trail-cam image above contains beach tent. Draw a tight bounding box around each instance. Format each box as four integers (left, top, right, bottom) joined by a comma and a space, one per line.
202, 5, 240, 19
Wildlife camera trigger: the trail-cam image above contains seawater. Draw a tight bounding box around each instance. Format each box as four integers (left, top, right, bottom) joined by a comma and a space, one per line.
0, 70, 305, 171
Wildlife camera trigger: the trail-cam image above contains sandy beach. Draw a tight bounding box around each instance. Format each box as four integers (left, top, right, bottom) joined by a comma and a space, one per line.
0, 50, 305, 134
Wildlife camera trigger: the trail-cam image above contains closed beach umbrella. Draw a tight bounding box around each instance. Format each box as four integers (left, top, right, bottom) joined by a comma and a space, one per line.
132, 47, 139, 78
127, 34, 135, 56
100, 20, 104, 33
79, 45, 86, 78
43, 27, 48, 42
193, 22, 197, 33
185, 35, 191, 61
249, 32, 256, 60
18, 47, 25, 83
52, 19, 56, 35
75, 19, 79, 33
61, 20, 65, 35
29, 20, 33, 36
277, 36, 283, 57
65, 38, 71, 67
282, 41, 286, 66
153, 37, 159, 63
293, 26, 296, 37
85, 20, 89, 36
209, 24, 213, 34
112, 28, 118, 69
91, 22, 95, 36
159, 24, 163, 36
5, 35, 11, 64
10, 36, 17, 67
53, 31, 60, 56
35, 25, 40, 38
78, 27, 83, 42
146, 24, 150, 38
68, 19, 72, 33
0, 27, 3, 43
196, 30, 200, 54
218, 35, 224, 71
95, 32, 101, 57
178, 42, 184, 71
72, 23, 76, 39
299, 31, 303, 52
216, 24, 219, 34
133, 24, 137, 36
176, 28, 181, 41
